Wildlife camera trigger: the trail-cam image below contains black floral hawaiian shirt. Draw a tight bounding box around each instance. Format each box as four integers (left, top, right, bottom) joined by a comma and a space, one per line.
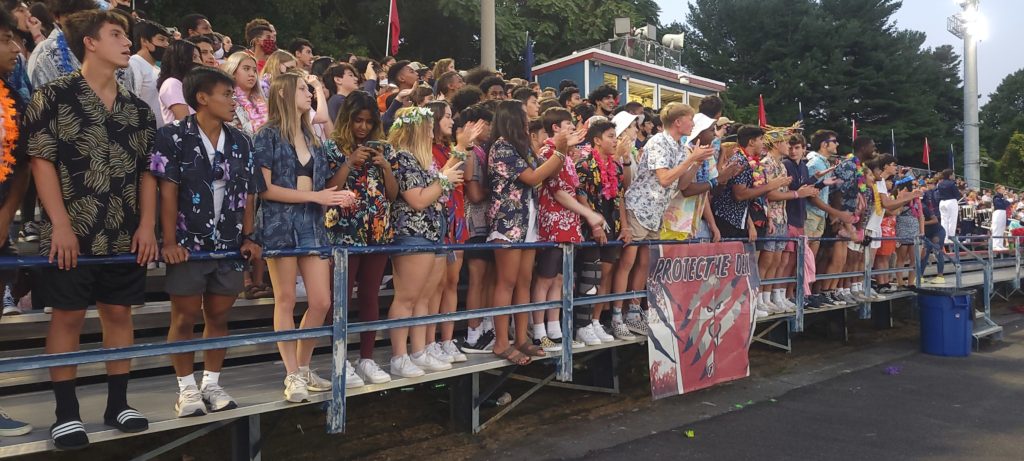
149, 115, 257, 252
24, 70, 155, 256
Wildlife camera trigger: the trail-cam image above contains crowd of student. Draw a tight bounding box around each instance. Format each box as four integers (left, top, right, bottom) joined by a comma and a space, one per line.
0, 0, 1022, 451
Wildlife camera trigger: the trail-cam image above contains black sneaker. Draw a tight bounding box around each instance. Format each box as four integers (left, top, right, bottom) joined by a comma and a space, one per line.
459, 329, 495, 354
822, 292, 841, 307
804, 294, 822, 310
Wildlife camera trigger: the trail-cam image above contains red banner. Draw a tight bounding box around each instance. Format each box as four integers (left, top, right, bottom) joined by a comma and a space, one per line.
646, 242, 758, 399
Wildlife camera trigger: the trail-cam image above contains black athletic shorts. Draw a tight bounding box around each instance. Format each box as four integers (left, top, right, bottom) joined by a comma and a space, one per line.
536, 247, 563, 278
35, 263, 146, 310
464, 235, 494, 262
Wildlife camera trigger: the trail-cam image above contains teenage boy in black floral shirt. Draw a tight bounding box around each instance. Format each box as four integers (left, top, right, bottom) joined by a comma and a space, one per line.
149, 67, 260, 418
26, 10, 158, 450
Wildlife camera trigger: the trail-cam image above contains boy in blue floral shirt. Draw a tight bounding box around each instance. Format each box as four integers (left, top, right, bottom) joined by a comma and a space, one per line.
150, 67, 261, 418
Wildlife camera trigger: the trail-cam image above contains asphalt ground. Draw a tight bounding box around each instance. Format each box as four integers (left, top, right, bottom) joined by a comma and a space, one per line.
579, 321, 1024, 461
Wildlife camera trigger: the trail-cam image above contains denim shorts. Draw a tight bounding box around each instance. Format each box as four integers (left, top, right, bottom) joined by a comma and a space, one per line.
393, 235, 445, 257
292, 205, 322, 249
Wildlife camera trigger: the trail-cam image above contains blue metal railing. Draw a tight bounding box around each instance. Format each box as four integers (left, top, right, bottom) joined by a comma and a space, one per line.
0, 232, 1012, 435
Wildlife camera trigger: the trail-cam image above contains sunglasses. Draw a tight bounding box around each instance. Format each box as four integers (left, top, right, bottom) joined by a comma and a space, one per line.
212, 150, 225, 181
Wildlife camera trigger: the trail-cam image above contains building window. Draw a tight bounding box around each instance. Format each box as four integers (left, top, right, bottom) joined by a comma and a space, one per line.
660, 87, 684, 109
626, 78, 655, 108
688, 93, 705, 111
603, 73, 618, 89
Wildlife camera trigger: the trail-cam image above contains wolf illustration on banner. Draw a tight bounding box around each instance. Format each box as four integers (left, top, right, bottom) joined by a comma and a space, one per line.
646, 242, 759, 399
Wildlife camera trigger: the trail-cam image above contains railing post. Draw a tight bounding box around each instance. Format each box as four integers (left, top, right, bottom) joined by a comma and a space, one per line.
327, 246, 349, 434
860, 239, 871, 319
955, 236, 963, 289
558, 243, 574, 382
1016, 236, 1022, 292
794, 236, 805, 332
914, 235, 922, 287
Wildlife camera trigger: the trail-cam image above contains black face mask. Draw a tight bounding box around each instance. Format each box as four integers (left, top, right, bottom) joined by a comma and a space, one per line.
151, 44, 166, 61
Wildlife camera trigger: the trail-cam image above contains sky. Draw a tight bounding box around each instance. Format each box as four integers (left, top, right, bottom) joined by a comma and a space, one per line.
653, 0, 1023, 104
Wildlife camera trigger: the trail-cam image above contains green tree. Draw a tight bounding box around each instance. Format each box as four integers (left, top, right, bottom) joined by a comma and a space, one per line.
981, 68, 1024, 166
679, 0, 961, 166
998, 132, 1024, 188
145, 0, 664, 76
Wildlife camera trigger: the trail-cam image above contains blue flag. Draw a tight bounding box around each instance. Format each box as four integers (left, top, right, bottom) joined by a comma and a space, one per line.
524, 32, 534, 81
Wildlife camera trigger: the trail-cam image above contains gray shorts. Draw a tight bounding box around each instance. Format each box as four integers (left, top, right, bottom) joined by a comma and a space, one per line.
165, 260, 244, 297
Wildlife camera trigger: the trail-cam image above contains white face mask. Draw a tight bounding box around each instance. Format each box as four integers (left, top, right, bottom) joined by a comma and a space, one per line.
379, 78, 389, 87
214, 48, 224, 60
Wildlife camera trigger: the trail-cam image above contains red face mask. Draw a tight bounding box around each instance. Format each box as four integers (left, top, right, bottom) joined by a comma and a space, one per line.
259, 38, 277, 54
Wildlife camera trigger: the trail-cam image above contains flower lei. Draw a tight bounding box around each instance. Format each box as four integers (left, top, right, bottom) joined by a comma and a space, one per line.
0, 81, 18, 183
847, 154, 867, 192
746, 148, 766, 186
594, 148, 619, 201
235, 87, 267, 131
392, 106, 433, 128
55, 31, 74, 74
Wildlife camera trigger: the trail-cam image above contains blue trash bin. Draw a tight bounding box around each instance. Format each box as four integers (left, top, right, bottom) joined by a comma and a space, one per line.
916, 288, 974, 357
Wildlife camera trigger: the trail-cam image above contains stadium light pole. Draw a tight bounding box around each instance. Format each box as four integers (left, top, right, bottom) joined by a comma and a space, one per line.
481, 0, 496, 70
948, 0, 986, 189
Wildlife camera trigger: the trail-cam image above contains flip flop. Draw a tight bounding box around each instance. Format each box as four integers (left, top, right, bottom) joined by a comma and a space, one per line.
516, 343, 547, 358
494, 347, 530, 366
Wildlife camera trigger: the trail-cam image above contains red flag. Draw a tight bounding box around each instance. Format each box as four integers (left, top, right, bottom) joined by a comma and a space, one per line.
851, 119, 857, 141
922, 137, 931, 168
388, 0, 401, 55
757, 94, 767, 128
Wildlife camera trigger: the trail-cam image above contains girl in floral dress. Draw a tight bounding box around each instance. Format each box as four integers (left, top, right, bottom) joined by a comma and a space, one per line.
324, 90, 397, 385
385, 106, 465, 378
487, 100, 566, 365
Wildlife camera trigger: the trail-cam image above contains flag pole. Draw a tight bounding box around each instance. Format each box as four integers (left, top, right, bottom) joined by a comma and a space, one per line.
386, 0, 393, 55
891, 129, 896, 159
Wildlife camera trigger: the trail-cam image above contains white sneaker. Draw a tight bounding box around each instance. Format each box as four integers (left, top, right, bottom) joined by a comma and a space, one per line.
570, 338, 586, 349
1, 305, 22, 316
175, 384, 206, 417
411, 351, 452, 372
344, 360, 365, 388
283, 373, 309, 403
576, 324, 601, 346
755, 308, 769, 319
611, 322, 637, 340
200, 383, 237, 412
441, 340, 468, 362
390, 355, 425, 378
426, 342, 454, 364
356, 359, 392, 384
300, 368, 332, 392
774, 294, 796, 313
593, 323, 615, 342
761, 297, 782, 314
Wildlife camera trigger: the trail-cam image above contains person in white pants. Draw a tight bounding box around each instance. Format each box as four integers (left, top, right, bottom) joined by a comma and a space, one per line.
934, 170, 961, 245
992, 186, 1010, 251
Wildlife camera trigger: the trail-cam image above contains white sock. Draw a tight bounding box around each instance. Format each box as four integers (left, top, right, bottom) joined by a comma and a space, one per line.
177, 374, 197, 392
611, 307, 624, 324
201, 370, 220, 389
546, 321, 562, 340
761, 292, 771, 304
482, 317, 494, 331
532, 323, 547, 340
591, 319, 602, 329
626, 307, 641, 321
853, 282, 862, 292
298, 365, 310, 374
411, 351, 425, 359
467, 326, 482, 344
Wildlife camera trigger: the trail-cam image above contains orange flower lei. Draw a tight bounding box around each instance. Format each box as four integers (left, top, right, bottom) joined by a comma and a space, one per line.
0, 81, 17, 183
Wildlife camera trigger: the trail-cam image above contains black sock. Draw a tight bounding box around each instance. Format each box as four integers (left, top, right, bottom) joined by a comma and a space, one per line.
53, 379, 80, 423
104, 373, 129, 420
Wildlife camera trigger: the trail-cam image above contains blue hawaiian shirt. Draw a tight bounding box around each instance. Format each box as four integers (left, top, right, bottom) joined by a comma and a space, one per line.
149, 116, 257, 258
253, 126, 332, 250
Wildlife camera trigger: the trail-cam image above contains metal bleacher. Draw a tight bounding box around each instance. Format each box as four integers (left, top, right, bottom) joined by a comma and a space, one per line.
0, 236, 1019, 460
